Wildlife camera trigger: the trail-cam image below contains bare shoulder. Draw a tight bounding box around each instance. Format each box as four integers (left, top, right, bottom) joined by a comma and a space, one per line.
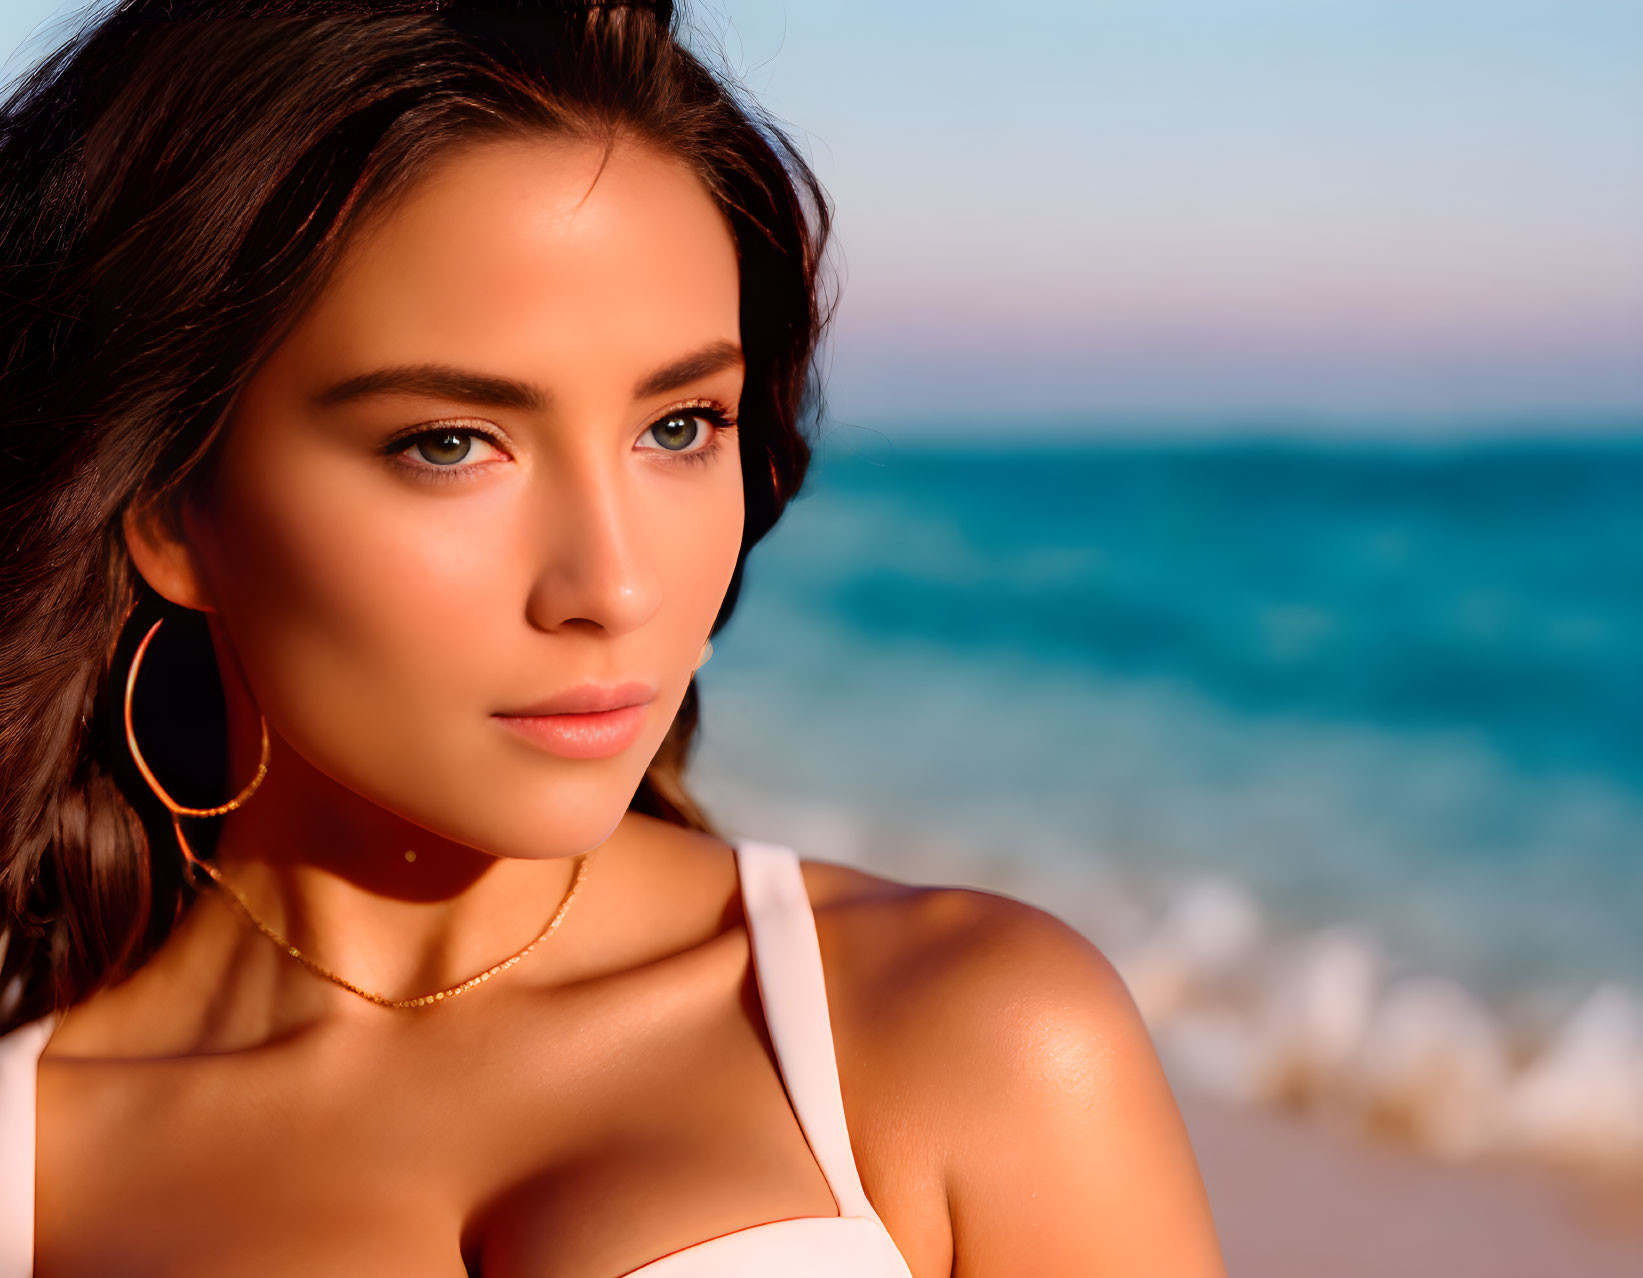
801, 856, 1227, 1278
798, 854, 1142, 1045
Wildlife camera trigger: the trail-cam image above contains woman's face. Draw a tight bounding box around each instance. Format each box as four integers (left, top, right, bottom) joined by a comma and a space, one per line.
163, 135, 745, 861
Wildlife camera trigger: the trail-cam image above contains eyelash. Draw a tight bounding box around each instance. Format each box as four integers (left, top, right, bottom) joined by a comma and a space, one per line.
382, 401, 738, 484
644, 400, 738, 469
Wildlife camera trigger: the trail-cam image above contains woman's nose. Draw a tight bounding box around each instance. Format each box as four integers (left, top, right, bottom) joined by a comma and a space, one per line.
523, 457, 662, 637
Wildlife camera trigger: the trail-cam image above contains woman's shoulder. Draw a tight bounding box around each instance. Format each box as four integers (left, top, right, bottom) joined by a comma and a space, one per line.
627, 816, 1142, 1047
799, 850, 1223, 1274
796, 853, 1140, 1056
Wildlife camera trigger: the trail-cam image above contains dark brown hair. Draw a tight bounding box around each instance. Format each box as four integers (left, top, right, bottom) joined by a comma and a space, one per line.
0, 0, 831, 1032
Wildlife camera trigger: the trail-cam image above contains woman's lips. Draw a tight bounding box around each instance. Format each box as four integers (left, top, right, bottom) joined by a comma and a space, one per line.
493, 703, 648, 759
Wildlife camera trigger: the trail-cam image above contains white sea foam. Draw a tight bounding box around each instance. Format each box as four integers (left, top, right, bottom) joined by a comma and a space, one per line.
1501, 983, 1643, 1171
1133, 896, 1643, 1179
1354, 975, 1512, 1159
1130, 881, 1643, 1178
1114, 875, 1264, 1022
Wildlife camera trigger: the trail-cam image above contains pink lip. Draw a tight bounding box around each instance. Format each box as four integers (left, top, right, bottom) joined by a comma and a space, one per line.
493, 682, 655, 760
500, 681, 657, 716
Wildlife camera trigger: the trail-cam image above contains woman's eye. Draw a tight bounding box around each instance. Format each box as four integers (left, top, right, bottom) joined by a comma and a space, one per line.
389, 427, 505, 472
640, 411, 717, 454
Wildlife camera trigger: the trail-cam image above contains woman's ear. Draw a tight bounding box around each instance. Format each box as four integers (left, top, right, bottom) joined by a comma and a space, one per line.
122, 495, 216, 613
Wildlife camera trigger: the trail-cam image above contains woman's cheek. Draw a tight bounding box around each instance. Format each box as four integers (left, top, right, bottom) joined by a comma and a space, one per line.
653, 452, 745, 642
199, 445, 505, 777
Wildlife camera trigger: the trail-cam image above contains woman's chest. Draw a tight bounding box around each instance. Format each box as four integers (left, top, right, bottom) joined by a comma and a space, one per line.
32, 988, 857, 1278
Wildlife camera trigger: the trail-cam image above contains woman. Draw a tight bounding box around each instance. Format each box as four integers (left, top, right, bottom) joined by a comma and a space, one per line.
0, 2, 1225, 1274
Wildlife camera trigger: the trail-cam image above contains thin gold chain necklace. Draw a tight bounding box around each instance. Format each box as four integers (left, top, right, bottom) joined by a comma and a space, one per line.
175, 820, 598, 1010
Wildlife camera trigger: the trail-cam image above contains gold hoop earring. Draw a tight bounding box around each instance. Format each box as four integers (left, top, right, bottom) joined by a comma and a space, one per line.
124, 616, 270, 818
694, 638, 713, 671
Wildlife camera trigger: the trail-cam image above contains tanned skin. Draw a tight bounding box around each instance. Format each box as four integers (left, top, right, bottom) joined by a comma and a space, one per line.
33, 136, 1226, 1278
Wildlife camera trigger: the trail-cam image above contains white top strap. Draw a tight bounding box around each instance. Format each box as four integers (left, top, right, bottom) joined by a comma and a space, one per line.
0, 1012, 56, 1278
733, 839, 881, 1224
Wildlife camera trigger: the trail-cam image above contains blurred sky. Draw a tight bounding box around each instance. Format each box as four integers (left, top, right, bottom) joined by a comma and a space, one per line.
5, 0, 1641, 431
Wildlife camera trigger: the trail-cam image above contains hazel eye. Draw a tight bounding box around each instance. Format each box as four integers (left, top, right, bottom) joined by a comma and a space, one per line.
641, 411, 713, 454
387, 426, 506, 474
414, 430, 481, 465
420, 432, 469, 465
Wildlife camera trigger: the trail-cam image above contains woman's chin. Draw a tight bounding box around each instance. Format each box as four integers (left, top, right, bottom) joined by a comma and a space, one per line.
406, 782, 644, 864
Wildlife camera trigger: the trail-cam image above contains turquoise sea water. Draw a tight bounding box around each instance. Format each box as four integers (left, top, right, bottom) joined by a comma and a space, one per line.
694, 429, 1643, 1013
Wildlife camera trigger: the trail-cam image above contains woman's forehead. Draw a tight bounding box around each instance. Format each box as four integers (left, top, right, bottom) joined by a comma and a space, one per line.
276, 135, 742, 399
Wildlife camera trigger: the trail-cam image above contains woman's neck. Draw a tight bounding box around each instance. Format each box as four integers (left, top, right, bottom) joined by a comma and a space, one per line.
116, 738, 623, 1052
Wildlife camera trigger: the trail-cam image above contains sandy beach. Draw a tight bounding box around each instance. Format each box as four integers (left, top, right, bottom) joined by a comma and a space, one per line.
1178, 1089, 1643, 1277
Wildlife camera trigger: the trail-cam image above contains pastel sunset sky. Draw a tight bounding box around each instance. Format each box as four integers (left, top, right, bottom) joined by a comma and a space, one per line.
6, 0, 1641, 432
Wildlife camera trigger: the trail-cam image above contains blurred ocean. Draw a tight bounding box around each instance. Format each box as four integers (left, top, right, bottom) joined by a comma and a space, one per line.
692, 428, 1643, 1169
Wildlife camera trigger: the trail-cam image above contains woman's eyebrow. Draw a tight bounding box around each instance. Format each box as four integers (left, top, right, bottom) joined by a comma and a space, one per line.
632, 340, 743, 399
309, 340, 743, 412
311, 364, 546, 411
